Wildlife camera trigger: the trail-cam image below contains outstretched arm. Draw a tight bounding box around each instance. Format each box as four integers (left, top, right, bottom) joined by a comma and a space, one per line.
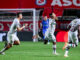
52, 13, 58, 20
17, 24, 28, 31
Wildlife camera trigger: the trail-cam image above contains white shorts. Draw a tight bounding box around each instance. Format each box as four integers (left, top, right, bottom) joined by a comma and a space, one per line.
68, 30, 78, 44
45, 29, 56, 42
7, 32, 19, 44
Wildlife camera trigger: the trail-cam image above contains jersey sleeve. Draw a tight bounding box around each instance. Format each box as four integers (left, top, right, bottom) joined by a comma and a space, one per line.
69, 20, 76, 26
16, 20, 20, 28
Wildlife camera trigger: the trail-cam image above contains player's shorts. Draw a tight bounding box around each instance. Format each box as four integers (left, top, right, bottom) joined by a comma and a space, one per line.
45, 30, 56, 42
7, 32, 19, 44
42, 29, 47, 34
68, 30, 78, 44
42, 29, 47, 39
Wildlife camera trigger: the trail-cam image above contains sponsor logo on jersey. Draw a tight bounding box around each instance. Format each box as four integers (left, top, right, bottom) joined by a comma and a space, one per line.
36, 0, 46, 6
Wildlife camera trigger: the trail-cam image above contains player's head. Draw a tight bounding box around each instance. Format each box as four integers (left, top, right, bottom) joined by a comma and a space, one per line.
49, 13, 53, 18
16, 13, 23, 19
52, 13, 56, 18
49, 13, 56, 19
43, 15, 47, 21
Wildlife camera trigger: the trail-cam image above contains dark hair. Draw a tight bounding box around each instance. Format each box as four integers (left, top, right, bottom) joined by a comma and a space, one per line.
16, 12, 22, 17
49, 13, 52, 18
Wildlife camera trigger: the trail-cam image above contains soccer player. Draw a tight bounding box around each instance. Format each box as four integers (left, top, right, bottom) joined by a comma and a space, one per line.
63, 19, 80, 57
0, 13, 28, 55
32, 16, 49, 43
42, 16, 50, 44
44, 13, 58, 55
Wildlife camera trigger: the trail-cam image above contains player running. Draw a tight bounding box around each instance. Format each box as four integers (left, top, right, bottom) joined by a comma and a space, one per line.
0, 13, 28, 55
44, 13, 58, 55
63, 18, 80, 57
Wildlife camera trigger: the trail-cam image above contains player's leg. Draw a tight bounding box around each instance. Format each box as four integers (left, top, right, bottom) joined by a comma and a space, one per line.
44, 30, 48, 44
0, 33, 13, 55
0, 43, 13, 55
64, 31, 72, 57
64, 44, 70, 57
51, 33, 58, 55
52, 41, 57, 54
74, 31, 78, 46
47, 40, 50, 44
67, 31, 76, 47
13, 34, 20, 45
42, 29, 45, 39
14, 40, 20, 45
11, 33, 20, 45
38, 29, 44, 40
68, 31, 78, 48
43, 29, 50, 44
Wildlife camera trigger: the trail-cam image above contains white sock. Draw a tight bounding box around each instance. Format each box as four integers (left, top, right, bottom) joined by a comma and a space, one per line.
64, 51, 68, 56
68, 44, 75, 47
53, 45, 56, 53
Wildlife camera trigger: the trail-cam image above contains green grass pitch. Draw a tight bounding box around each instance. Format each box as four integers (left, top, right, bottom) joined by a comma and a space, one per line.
0, 42, 80, 60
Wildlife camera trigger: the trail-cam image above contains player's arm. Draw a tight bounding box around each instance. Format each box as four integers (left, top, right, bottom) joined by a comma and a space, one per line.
52, 13, 58, 20
67, 23, 71, 29
17, 24, 28, 31
67, 20, 74, 28
55, 15, 58, 21
55, 17, 58, 21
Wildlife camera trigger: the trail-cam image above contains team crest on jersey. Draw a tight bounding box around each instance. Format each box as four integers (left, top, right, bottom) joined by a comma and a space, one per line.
36, 0, 46, 6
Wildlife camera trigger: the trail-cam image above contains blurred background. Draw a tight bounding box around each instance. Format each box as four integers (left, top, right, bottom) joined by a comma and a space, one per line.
0, 0, 80, 42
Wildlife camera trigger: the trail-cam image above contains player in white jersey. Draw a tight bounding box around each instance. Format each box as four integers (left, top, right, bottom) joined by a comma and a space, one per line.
63, 19, 80, 57
0, 13, 28, 55
44, 13, 59, 55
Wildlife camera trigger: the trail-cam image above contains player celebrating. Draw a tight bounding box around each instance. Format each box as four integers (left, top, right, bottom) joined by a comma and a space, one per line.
44, 13, 58, 55
0, 13, 28, 55
63, 19, 80, 57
